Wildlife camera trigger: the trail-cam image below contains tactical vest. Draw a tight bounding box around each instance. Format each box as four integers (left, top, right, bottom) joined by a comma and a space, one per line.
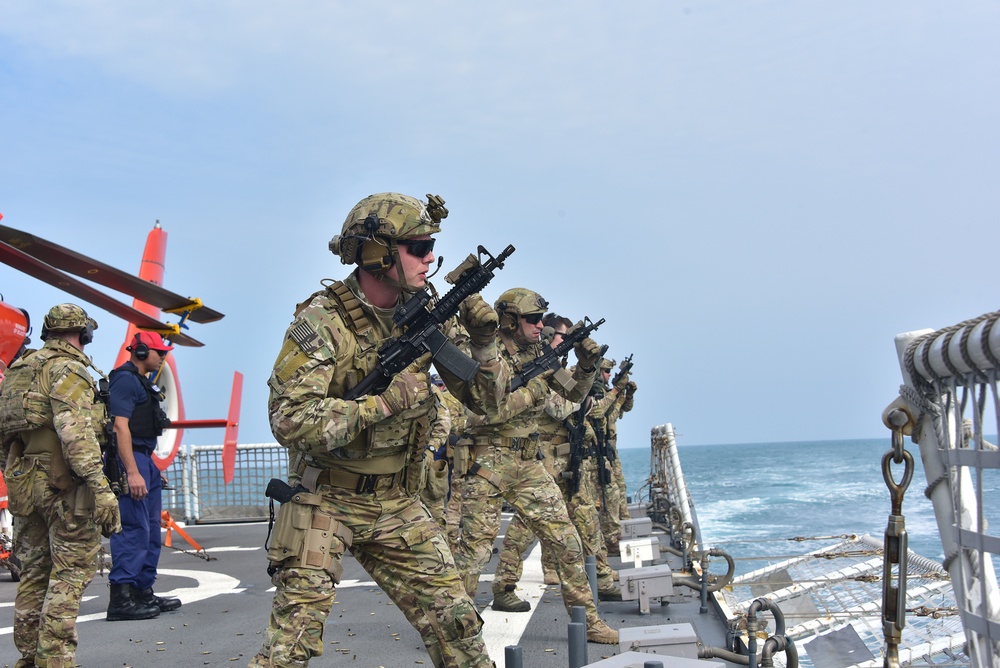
109, 365, 169, 439
275, 280, 436, 470
0, 346, 91, 434
0, 344, 106, 465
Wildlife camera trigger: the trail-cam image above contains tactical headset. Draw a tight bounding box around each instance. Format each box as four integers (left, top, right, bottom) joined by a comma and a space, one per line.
40, 316, 94, 345
128, 333, 150, 360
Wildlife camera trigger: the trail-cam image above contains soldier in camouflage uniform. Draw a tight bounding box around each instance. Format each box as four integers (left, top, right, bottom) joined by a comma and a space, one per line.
452, 289, 619, 644
0, 304, 121, 668
249, 193, 504, 668
603, 372, 636, 553
495, 318, 622, 602
582, 359, 630, 555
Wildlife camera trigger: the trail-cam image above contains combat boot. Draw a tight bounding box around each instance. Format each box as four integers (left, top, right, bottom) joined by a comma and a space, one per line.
586, 619, 619, 644
491, 584, 530, 612
598, 584, 623, 601
131, 585, 182, 612
107, 583, 160, 621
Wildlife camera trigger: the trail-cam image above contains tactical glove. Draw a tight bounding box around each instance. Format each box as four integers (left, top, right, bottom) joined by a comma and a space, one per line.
626, 380, 637, 396
94, 487, 122, 537
379, 371, 430, 416
613, 372, 630, 393
459, 293, 499, 348
574, 337, 601, 370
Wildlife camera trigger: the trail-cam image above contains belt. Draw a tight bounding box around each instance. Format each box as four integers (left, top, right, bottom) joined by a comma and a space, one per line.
316, 468, 400, 494
473, 434, 538, 450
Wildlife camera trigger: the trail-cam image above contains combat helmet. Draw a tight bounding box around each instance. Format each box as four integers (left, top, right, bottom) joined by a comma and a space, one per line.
329, 193, 448, 283
495, 288, 549, 334
600, 358, 615, 372
40, 303, 98, 344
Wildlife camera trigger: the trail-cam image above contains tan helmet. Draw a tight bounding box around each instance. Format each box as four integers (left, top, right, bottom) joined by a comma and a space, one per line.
495, 288, 549, 332
329, 192, 447, 276
600, 358, 615, 372
40, 303, 98, 344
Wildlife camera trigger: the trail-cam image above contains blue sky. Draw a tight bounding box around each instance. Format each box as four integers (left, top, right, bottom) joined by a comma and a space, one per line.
1, 2, 997, 448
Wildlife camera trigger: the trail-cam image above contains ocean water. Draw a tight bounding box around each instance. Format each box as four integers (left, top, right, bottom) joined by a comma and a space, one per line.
618, 437, 1000, 565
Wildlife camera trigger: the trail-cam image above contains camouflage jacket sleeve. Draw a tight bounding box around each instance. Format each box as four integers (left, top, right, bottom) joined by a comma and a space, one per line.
48, 358, 106, 490
436, 315, 509, 417
427, 386, 452, 450
590, 389, 619, 417
621, 384, 635, 414
555, 364, 596, 404
543, 391, 579, 421
267, 307, 387, 451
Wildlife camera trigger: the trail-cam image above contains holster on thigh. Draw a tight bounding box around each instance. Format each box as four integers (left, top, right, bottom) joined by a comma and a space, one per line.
267, 492, 352, 583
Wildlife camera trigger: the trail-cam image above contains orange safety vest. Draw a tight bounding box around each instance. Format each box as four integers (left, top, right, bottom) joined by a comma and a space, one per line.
0, 469, 7, 510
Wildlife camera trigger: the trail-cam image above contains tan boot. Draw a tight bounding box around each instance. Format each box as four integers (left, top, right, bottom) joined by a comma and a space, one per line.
586, 619, 619, 644
491, 585, 530, 612
543, 568, 560, 585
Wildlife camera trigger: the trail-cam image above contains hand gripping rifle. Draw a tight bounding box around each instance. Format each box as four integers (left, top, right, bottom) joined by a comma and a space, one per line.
611, 353, 633, 387
344, 244, 515, 401
509, 317, 605, 391
97, 378, 129, 498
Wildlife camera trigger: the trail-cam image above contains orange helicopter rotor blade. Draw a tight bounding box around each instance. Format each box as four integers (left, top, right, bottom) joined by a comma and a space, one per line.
0, 240, 203, 347
0, 223, 224, 324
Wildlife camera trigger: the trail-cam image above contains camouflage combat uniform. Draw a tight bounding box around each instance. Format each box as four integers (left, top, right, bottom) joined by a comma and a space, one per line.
604, 380, 635, 542
495, 389, 619, 593
249, 273, 500, 668
0, 338, 115, 668
581, 375, 627, 551
452, 329, 607, 629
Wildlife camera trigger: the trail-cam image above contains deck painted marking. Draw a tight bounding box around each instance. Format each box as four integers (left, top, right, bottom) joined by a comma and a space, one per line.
481, 542, 545, 658
0, 568, 244, 635
164, 545, 260, 554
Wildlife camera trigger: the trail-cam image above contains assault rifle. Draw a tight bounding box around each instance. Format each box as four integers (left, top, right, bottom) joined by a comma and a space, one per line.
97, 378, 129, 498
510, 316, 605, 391
611, 353, 633, 387
561, 402, 588, 499
344, 244, 515, 401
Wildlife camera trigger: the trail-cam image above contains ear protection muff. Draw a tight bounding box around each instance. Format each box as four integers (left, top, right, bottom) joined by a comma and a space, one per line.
128, 333, 150, 360
495, 301, 517, 332
359, 236, 394, 275
79, 321, 94, 346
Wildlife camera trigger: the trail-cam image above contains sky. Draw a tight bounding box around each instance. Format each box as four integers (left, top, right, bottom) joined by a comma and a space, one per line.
0, 1, 997, 449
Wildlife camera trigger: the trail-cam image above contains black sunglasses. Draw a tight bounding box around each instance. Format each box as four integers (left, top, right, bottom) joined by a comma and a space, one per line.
397, 238, 436, 257
522, 313, 543, 325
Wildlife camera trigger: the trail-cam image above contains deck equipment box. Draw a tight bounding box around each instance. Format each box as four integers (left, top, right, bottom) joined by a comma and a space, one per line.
583, 650, 723, 668
620, 536, 659, 567
620, 517, 653, 539
618, 623, 700, 659
618, 563, 674, 614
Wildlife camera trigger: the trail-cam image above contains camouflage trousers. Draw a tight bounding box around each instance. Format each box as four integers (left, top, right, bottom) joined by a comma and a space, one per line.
13, 475, 101, 668
248, 483, 489, 668
583, 456, 624, 550
444, 469, 465, 555
600, 455, 629, 550
495, 454, 614, 592
452, 444, 601, 627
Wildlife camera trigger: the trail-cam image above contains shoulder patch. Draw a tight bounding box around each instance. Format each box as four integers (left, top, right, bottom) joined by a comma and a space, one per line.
290, 321, 322, 354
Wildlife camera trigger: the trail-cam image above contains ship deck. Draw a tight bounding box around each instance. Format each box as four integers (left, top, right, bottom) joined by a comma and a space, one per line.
0, 513, 732, 667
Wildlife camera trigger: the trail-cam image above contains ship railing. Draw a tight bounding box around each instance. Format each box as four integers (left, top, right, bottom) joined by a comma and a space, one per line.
162, 442, 288, 523
892, 309, 1000, 668
649, 422, 701, 548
